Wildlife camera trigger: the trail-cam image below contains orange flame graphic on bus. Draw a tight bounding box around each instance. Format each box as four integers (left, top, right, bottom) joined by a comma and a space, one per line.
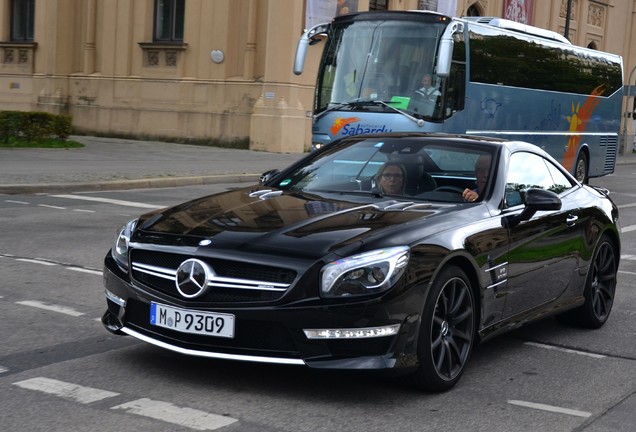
562, 84, 606, 171
331, 117, 360, 136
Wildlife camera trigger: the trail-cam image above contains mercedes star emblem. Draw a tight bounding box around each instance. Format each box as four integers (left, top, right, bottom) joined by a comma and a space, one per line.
175, 258, 212, 298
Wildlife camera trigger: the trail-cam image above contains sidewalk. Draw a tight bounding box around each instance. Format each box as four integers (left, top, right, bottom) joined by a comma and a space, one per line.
0, 135, 635, 195
0, 136, 305, 194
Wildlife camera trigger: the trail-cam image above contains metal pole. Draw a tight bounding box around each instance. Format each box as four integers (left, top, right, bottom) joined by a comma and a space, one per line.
564, 0, 572, 41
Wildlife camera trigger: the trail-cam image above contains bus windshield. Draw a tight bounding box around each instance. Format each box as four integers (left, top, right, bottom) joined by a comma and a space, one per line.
317, 19, 448, 119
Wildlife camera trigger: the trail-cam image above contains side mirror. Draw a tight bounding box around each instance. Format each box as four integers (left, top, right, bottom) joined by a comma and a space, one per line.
435, 21, 463, 78
294, 23, 329, 75
259, 169, 280, 185
503, 188, 562, 228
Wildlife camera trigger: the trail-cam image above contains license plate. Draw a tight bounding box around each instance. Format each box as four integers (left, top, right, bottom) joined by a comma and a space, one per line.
150, 302, 235, 338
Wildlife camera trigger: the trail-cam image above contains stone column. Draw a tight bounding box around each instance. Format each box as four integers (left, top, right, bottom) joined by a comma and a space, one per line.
249, 0, 308, 153
83, 0, 96, 74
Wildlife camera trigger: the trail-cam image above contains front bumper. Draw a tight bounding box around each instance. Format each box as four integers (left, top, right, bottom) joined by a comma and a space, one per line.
102, 255, 423, 372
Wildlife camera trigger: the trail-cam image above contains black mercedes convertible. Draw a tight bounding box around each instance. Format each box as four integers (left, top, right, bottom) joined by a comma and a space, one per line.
102, 133, 620, 392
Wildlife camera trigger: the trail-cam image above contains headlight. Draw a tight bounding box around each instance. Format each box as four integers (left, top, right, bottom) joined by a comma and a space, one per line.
320, 246, 410, 298
111, 219, 137, 270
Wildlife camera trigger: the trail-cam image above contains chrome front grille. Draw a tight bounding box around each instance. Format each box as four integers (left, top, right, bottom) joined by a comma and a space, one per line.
130, 249, 296, 303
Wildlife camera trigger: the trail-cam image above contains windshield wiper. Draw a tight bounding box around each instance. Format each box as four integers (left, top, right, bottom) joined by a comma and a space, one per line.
314, 102, 354, 121
314, 98, 395, 120
371, 100, 426, 127
315, 99, 426, 127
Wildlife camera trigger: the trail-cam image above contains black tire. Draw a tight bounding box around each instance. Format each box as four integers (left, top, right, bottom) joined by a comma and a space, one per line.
410, 265, 475, 392
559, 235, 617, 328
575, 152, 588, 184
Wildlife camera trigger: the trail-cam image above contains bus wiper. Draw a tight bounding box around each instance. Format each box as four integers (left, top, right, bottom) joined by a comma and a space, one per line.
314, 102, 354, 121
371, 100, 426, 127
314, 99, 426, 128
314, 98, 394, 120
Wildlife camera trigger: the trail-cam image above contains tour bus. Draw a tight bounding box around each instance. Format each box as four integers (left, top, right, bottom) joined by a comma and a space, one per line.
293, 11, 624, 182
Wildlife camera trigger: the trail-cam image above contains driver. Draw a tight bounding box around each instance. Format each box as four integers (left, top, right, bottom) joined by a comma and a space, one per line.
462, 154, 492, 202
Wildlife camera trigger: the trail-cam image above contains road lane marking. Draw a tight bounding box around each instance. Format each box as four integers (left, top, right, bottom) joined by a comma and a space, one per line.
66, 267, 102, 276
524, 342, 606, 359
5, 254, 101, 274
16, 258, 57, 266
0, 365, 8, 374
619, 270, 636, 275
51, 194, 163, 209
4, 200, 29, 204
111, 398, 238, 430
16, 300, 85, 317
13, 377, 120, 404
621, 224, 636, 233
73, 208, 96, 213
37, 204, 66, 210
508, 400, 591, 418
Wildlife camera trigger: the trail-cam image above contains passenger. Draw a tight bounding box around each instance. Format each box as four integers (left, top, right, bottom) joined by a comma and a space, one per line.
462, 154, 492, 202
376, 162, 407, 195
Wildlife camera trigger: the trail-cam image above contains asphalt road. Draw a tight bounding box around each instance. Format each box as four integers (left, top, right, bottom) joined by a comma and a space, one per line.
0, 169, 635, 431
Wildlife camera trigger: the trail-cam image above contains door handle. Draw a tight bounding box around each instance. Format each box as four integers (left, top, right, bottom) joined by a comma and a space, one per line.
566, 214, 578, 226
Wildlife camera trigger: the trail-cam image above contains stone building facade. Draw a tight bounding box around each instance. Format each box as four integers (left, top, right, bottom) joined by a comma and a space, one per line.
0, 0, 634, 153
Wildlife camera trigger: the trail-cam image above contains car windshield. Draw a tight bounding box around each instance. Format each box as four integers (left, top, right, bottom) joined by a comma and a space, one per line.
272, 137, 496, 203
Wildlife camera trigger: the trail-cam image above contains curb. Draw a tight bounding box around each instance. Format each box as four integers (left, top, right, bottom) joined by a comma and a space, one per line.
0, 174, 261, 195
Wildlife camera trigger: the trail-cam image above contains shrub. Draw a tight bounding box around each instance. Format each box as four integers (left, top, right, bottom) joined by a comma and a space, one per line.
0, 110, 72, 143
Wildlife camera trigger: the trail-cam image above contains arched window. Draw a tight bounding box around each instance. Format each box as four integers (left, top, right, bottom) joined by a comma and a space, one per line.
466, 3, 483, 17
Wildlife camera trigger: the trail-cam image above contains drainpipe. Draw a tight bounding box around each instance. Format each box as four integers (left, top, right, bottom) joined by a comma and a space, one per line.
563, 0, 572, 41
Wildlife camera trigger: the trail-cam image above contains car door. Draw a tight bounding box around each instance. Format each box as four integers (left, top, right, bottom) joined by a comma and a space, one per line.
501, 151, 583, 319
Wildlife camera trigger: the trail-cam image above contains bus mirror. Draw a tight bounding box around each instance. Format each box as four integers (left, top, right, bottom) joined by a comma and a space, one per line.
436, 22, 463, 78
294, 23, 330, 75
294, 39, 310, 75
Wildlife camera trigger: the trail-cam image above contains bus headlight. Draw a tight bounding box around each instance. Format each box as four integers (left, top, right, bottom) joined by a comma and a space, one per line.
320, 246, 410, 298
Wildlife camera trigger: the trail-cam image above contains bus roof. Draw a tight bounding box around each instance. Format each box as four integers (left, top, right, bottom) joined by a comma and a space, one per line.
461, 16, 571, 44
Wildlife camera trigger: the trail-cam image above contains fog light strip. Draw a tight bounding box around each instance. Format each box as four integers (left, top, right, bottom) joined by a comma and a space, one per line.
122, 327, 306, 365
303, 324, 401, 339
105, 289, 126, 307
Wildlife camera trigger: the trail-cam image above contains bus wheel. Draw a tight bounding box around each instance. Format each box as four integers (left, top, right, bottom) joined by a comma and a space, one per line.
575, 152, 588, 184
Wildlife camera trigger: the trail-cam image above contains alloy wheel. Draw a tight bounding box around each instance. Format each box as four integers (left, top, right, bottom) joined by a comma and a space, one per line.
431, 276, 474, 381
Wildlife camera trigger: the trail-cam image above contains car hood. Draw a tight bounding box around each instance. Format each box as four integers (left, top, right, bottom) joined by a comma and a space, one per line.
135, 187, 449, 259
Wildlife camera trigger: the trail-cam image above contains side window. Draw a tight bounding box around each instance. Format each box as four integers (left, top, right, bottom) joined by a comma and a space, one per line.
11, 0, 35, 42
154, 0, 185, 42
505, 152, 571, 207
544, 160, 575, 194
